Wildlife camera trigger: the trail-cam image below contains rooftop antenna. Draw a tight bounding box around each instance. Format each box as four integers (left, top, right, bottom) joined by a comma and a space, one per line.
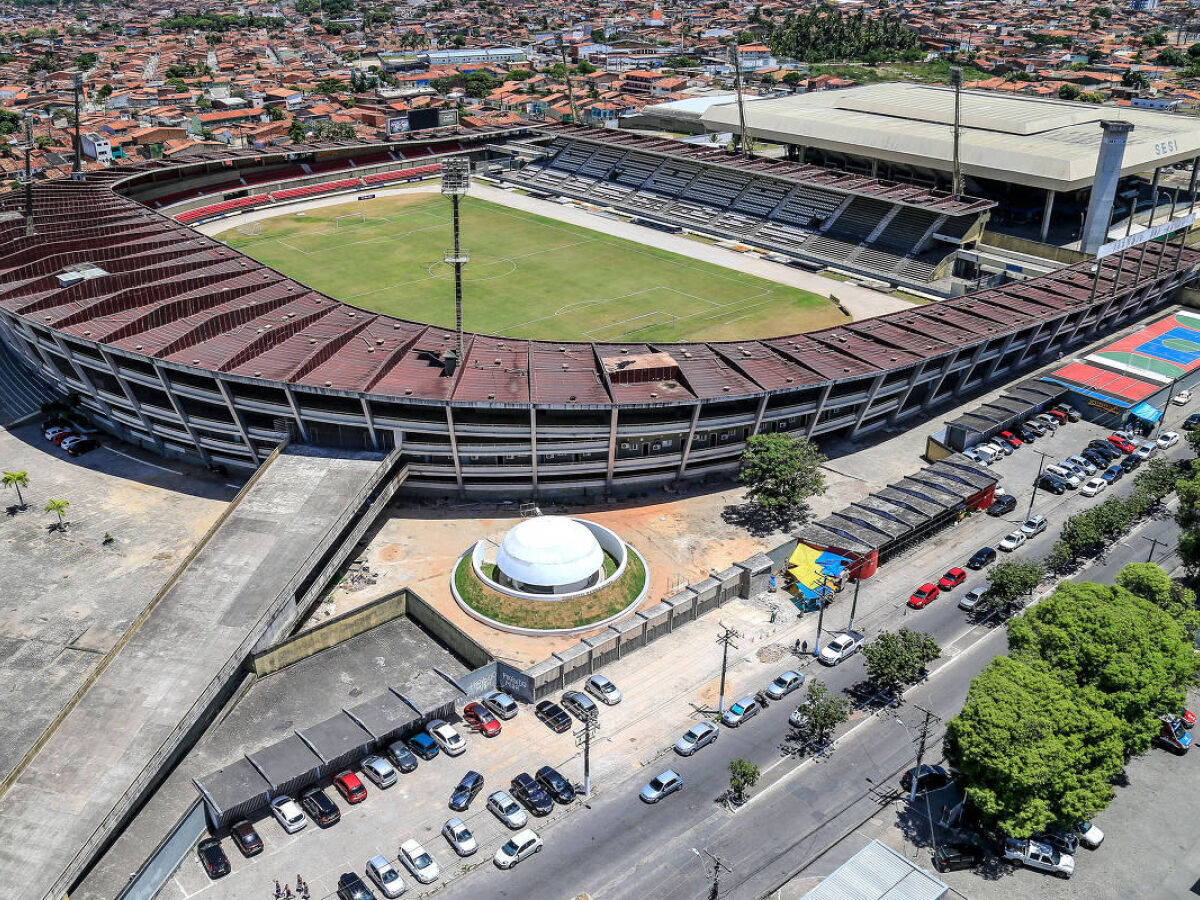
949, 65, 963, 199
728, 41, 750, 159
72, 71, 84, 181
440, 156, 471, 373
21, 114, 34, 236
558, 33, 580, 125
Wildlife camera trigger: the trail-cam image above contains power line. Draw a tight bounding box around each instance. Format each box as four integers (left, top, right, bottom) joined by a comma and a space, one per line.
715, 622, 740, 716
907, 704, 942, 803
691, 847, 735, 900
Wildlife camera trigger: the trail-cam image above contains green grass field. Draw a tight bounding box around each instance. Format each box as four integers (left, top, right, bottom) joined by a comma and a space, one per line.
215, 191, 846, 343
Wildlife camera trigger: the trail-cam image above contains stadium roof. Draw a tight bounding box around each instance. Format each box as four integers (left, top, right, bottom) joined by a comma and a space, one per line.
701, 84, 1200, 192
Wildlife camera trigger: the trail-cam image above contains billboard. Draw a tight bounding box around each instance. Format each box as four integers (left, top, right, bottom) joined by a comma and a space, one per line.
437, 109, 460, 128
385, 116, 409, 137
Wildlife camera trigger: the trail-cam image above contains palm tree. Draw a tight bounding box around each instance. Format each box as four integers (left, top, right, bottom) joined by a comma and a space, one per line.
45, 498, 69, 531
2, 470, 29, 508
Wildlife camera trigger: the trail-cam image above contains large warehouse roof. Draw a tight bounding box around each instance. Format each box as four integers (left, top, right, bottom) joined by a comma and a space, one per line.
702, 84, 1200, 191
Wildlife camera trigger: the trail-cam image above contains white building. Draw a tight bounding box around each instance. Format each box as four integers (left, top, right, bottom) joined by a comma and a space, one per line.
494, 516, 606, 594
80, 132, 112, 164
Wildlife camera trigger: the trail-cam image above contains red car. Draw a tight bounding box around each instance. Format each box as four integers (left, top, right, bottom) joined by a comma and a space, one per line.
1108, 434, 1136, 453
908, 583, 940, 609
462, 701, 502, 737
998, 431, 1022, 448
333, 771, 367, 804
50, 430, 79, 446
938, 568, 966, 590
1182, 708, 1196, 729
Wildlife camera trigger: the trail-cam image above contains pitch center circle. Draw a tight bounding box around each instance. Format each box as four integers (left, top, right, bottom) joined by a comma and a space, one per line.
426, 256, 517, 282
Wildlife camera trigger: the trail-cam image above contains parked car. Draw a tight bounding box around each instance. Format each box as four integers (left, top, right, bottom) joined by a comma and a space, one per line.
442, 817, 478, 857
639, 769, 683, 804
494, 828, 543, 869
366, 855, 407, 898
988, 494, 1017, 517
1037, 472, 1067, 495
230, 820, 262, 857
510, 772, 554, 816
1135, 441, 1158, 461
426, 719, 466, 756
270, 796, 306, 834
585, 674, 623, 705
197, 838, 230, 879
908, 583, 940, 609
1181, 708, 1196, 729
1076, 819, 1105, 849
462, 701, 502, 737
998, 531, 1026, 552
1058, 404, 1081, 422
1082, 449, 1112, 470
1173, 389, 1193, 406
1045, 407, 1069, 424
933, 842, 985, 873
299, 786, 341, 827
819, 630, 866, 665
449, 771, 485, 811
61, 435, 98, 456
386, 741, 419, 773
361, 756, 397, 789
1081, 476, 1107, 497
1067, 455, 1098, 476
487, 790, 529, 829
1119, 453, 1142, 473
398, 839, 440, 884
561, 689, 599, 722
482, 689, 519, 720
998, 430, 1023, 447
406, 732, 439, 761
1018, 427, 1037, 444
959, 586, 986, 612
675, 721, 720, 756
1158, 431, 1180, 449
534, 699, 572, 733
1044, 465, 1079, 489
337, 873, 377, 900
1021, 514, 1048, 538
1036, 413, 1059, 431
334, 771, 367, 804
1003, 838, 1074, 878
43, 425, 74, 443
1101, 465, 1124, 485
938, 568, 966, 590
963, 447, 990, 465
1157, 714, 1193, 754
900, 764, 953, 794
1185, 412, 1200, 431
1087, 440, 1120, 460
535, 765, 576, 804
1036, 829, 1079, 855
1108, 434, 1136, 453
968, 547, 997, 569
721, 696, 761, 727
987, 439, 1013, 457
765, 670, 805, 700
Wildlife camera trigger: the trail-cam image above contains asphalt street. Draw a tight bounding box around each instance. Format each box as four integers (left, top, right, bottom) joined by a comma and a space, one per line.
434, 425, 1190, 900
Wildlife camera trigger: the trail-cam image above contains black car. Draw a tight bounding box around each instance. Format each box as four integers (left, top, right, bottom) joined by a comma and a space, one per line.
900, 764, 953, 794
1087, 440, 1120, 461
932, 842, 985, 873
561, 689, 599, 722
1185, 412, 1200, 431
967, 546, 997, 569
1081, 448, 1110, 469
1035, 829, 1080, 854
987, 494, 1017, 516
535, 699, 572, 733
197, 837, 230, 879
449, 770, 484, 811
230, 820, 262, 857
535, 764, 576, 805
1023, 419, 1046, 436
1019, 428, 1037, 444
385, 740, 419, 773
510, 772, 554, 816
65, 437, 98, 456
1120, 453, 1141, 472
337, 872, 376, 900
299, 786, 341, 828
1037, 472, 1066, 495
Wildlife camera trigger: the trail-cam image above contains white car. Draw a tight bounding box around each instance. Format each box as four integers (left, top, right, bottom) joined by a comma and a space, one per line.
819, 630, 866, 666
1081, 476, 1106, 497
366, 855, 407, 898
1067, 455, 1097, 476
494, 828, 543, 869
361, 755, 397, 789
765, 670, 805, 700
998, 531, 1026, 552
1003, 838, 1074, 878
964, 448, 989, 466
270, 796, 306, 834
1134, 441, 1157, 460
1076, 819, 1104, 849
442, 817, 478, 856
675, 721, 719, 756
1173, 389, 1192, 406
1158, 431, 1180, 449
487, 790, 528, 829
958, 587, 986, 611
399, 839, 439, 884
426, 719, 466, 756
987, 439, 1013, 457
585, 673, 622, 705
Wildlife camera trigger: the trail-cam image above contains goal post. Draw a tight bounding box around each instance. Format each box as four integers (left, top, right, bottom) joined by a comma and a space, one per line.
235, 221, 263, 236
335, 211, 366, 230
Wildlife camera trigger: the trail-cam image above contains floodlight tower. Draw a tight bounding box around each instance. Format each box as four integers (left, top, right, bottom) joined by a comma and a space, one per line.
441, 156, 471, 370
72, 71, 84, 181
21, 114, 35, 236
729, 41, 750, 159
949, 66, 963, 200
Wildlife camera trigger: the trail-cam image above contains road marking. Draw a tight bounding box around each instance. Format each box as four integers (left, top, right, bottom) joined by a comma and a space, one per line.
102, 446, 183, 475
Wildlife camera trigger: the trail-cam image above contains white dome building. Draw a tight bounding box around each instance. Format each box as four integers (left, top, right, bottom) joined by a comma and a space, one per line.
494, 516, 606, 594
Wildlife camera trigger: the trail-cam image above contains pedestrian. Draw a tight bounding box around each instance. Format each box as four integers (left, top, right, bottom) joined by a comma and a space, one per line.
284, 887, 293, 900
802, 640, 808, 654
296, 875, 304, 892
275, 880, 282, 899
793, 638, 801, 653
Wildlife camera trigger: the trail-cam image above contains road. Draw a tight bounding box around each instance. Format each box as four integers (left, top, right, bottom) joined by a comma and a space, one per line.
434, 430, 1187, 900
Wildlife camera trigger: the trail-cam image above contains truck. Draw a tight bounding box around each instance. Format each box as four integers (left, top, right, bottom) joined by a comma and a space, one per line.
818, 630, 866, 666
1003, 838, 1074, 879
1156, 714, 1193, 754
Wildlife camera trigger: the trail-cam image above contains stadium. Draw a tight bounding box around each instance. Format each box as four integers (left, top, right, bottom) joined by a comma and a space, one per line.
0, 119, 1197, 499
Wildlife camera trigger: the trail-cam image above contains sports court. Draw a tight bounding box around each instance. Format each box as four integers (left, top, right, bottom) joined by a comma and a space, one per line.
1093, 310, 1200, 379
216, 191, 846, 343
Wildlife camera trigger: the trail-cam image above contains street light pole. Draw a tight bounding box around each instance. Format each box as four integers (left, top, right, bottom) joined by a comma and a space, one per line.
691, 848, 734, 900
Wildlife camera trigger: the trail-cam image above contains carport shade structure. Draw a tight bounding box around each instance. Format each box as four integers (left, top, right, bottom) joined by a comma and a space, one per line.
246, 734, 326, 800
297, 713, 375, 775
345, 688, 421, 746
193, 757, 273, 830
396, 672, 464, 725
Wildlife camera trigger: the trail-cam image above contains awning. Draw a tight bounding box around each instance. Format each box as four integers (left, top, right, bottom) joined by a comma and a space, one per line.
1131, 401, 1162, 423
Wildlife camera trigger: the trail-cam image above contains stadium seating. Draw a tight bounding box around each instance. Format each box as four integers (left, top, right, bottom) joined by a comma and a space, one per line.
174, 194, 271, 224
269, 178, 364, 202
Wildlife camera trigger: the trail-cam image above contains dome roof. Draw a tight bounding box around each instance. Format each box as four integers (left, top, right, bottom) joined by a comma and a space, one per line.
495, 516, 605, 588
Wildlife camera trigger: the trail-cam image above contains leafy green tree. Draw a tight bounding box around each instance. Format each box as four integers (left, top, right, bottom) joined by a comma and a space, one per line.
728, 757, 760, 801
591, 28, 605, 44
1122, 68, 1150, 89
1158, 47, 1187, 67
737, 433, 826, 518
862, 628, 941, 698
266, 104, 285, 121
3, 470, 29, 508
505, 68, 533, 82
1116, 562, 1200, 634
73, 52, 98, 70
981, 560, 1044, 612
1008, 582, 1197, 755
45, 498, 69, 530
1134, 455, 1179, 505
946, 655, 1125, 838
315, 77, 344, 96
770, 8, 918, 63
782, 71, 804, 85
1058, 83, 1081, 100
798, 678, 850, 745
288, 120, 308, 142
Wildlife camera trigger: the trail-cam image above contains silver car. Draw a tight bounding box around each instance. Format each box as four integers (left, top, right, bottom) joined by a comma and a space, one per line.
765, 670, 805, 700
399, 839, 439, 884
487, 790, 528, 829
361, 755, 397, 789
366, 854, 407, 898
721, 696, 760, 727
585, 674, 623, 705
958, 587, 985, 612
639, 770, 683, 803
675, 721, 719, 756
482, 689, 519, 720
442, 817, 478, 856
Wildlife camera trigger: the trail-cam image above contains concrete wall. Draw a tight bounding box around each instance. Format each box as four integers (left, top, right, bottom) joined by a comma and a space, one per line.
524, 551, 775, 700
980, 230, 1090, 266
116, 800, 207, 900
405, 588, 493, 670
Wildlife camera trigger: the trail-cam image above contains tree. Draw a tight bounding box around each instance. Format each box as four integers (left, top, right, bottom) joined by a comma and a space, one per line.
3, 470, 29, 508
1008, 582, 1198, 755
1158, 47, 1187, 67
727, 757, 760, 802
288, 120, 308, 143
45, 498, 69, 530
798, 678, 850, 746
1122, 68, 1150, 89
862, 628, 941, 698
981, 560, 1044, 613
266, 104, 285, 121
1116, 562, 1200, 637
782, 71, 804, 85
946, 655, 1126, 838
591, 28, 605, 44
1133, 456, 1178, 505
737, 433, 826, 518
1058, 83, 1081, 100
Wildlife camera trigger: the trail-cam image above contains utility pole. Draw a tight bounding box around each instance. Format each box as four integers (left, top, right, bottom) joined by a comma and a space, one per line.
691, 847, 734, 900
1026, 447, 1053, 521
1144, 536, 1162, 564
814, 571, 830, 657
715, 623, 740, 716
573, 716, 600, 799
949, 66, 963, 200
21, 114, 34, 237
908, 704, 942, 803
440, 156, 470, 371
728, 41, 750, 159
559, 34, 579, 125
72, 71, 84, 180
847, 563, 862, 633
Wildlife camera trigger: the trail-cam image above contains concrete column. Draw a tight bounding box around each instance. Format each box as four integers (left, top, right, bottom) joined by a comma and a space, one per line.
805, 383, 833, 438
215, 378, 260, 465
282, 385, 310, 442
529, 407, 538, 495
1081, 121, 1134, 255
888, 360, 927, 426
850, 374, 886, 436
444, 406, 463, 492
750, 393, 769, 436
677, 402, 702, 478
1039, 189, 1056, 243
153, 364, 212, 467
606, 407, 618, 490
360, 398, 379, 451
1147, 166, 1163, 226
1188, 156, 1199, 214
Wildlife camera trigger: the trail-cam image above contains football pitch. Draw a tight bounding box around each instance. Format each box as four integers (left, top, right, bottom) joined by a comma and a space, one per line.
215, 191, 847, 343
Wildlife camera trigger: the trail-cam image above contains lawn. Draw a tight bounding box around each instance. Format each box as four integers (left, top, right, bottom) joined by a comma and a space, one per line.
215, 191, 846, 343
